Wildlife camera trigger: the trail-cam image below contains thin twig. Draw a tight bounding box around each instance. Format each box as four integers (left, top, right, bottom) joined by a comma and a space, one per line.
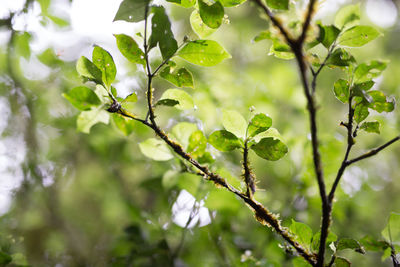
298, 0, 317, 44
243, 141, 255, 198
311, 44, 336, 95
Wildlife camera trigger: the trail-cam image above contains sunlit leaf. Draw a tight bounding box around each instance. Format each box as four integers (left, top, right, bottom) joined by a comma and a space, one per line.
290, 220, 313, 247
360, 121, 380, 134
354, 60, 387, 83
218, 0, 246, 7
312, 231, 338, 251
76, 56, 103, 84
113, 0, 149, 22
337, 238, 365, 254
187, 130, 207, 158
208, 130, 242, 151
77, 108, 110, 134
360, 235, 390, 252
333, 79, 350, 103
266, 0, 289, 10
338, 26, 381, 47
190, 10, 216, 38
14, 31, 32, 60
354, 104, 369, 123
368, 91, 395, 113
269, 40, 294, 59
317, 24, 340, 48
382, 212, 400, 244
221, 109, 247, 139
114, 34, 145, 66
334, 4, 360, 29
160, 66, 194, 88
251, 137, 288, 161
159, 89, 194, 110
247, 113, 272, 138
92, 46, 117, 88
326, 48, 356, 68
178, 40, 231, 66
172, 122, 198, 149
156, 99, 179, 107
334, 257, 351, 267
253, 30, 273, 42
139, 138, 173, 161
198, 0, 224, 29
113, 113, 135, 136
122, 93, 138, 103
166, 0, 196, 8
63, 86, 101, 111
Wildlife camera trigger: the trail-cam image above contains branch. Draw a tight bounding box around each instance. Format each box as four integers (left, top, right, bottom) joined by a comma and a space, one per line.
347, 136, 400, 166
298, 0, 318, 44
311, 43, 336, 95
243, 141, 256, 198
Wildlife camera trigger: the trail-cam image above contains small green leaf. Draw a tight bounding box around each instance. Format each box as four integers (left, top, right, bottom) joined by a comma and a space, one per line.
139, 138, 174, 161
190, 10, 216, 38
337, 238, 365, 254
187, 130, 207, 158
178, 40, 231, 66
113, 0, 149, 22
14, 31, 32, 60
360, 235, 390, 252
222, 109, 247, 139
382, 212, 400, 244
208, 130, 242, 152
354, 104, 369, 123
360, 121, 380, 134
251, 137, 288, 161
317, 24, 340, 48
218, 0, 246, 7
92, 46, 117, 88
354, 60, 387, 83
63, 86, 101, 111
172, 122, 198, 149
114, 34, 145, 65
333, 79, 350, 103
266, 0, 289, 10
353, 81, 375, 92
77, 108, 110, 134
326, 48, 356, 68
160, 66, 194, 88
269, 40, 294, 59
334, 257, 351, 267
149, 6, 178, 59
311, 231, 338, 251
113, 113, 135, 136
368, 91, 395, 113
338, 26, 381, 47
248, 113, 272, 137
159, 89, 194, 110
76, 56, 103, 84
290, 220, 313, 247
198, 0, 224, 29
95, 84, 110, 104
166, 0, 196, 8
38, 48, 63, 66
156, 99, 180, 107
253, 30, 273, 42
292, 257, 311, 267
334, 4, 360, 29
123, 93, 138, 103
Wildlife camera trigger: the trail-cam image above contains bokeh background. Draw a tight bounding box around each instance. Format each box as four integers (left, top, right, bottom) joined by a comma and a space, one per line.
0, 0, 399, 266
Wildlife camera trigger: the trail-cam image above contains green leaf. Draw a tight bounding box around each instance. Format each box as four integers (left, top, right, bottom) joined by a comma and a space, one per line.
94, 84, 110, 104
338, 26, 381, 47
166, 0, 196, 8
77, 108, 110, 134
113, 0, 149, 22
368, 91, 395, 113
113, 113, 135, 136
360, 121, 380, 134
266, 0, 289, 10
360, 235, 390, 252
334, 257, 351, 267
122, 93, 138, 103
187, 130, 207, 158
353, 81, 375, 92
208, 130, 242, 152
63, 86, 101, 111
326, 48, 356, 68
311, 231, 338, 251
172, 122, 198, 149
382, 212, 400, 244
354, 60, 387, 83
92, 46, 117, 88
156, 99, 180, 107
337, 238, 365, 254
14, 31, 32, 60
37, 48, 63, 66
114, 34, 145, 66
334, 4, 360, 29
47, 14, 69, 27
139, 138, 174, 161
198, 0, 224, 29
159, 89, 194, 110
160, 66, 194, 88
253, 30, 273, 42
149, 6, 178, 59
269, 40, 294, 60
354, 104, 369, 123
177, 40, 231, 67
289, 220, 313, 247
251, 137, 288, 161
247, 113, 272, 138
76, 56, 103, 84
190, 10, 216, 38
333, 79, 350, 103
221, 109, 247, 139
292, 257, 311, 267
0, 251, 12, 265
317, 24, 340, 48
218, 0, 246, 7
